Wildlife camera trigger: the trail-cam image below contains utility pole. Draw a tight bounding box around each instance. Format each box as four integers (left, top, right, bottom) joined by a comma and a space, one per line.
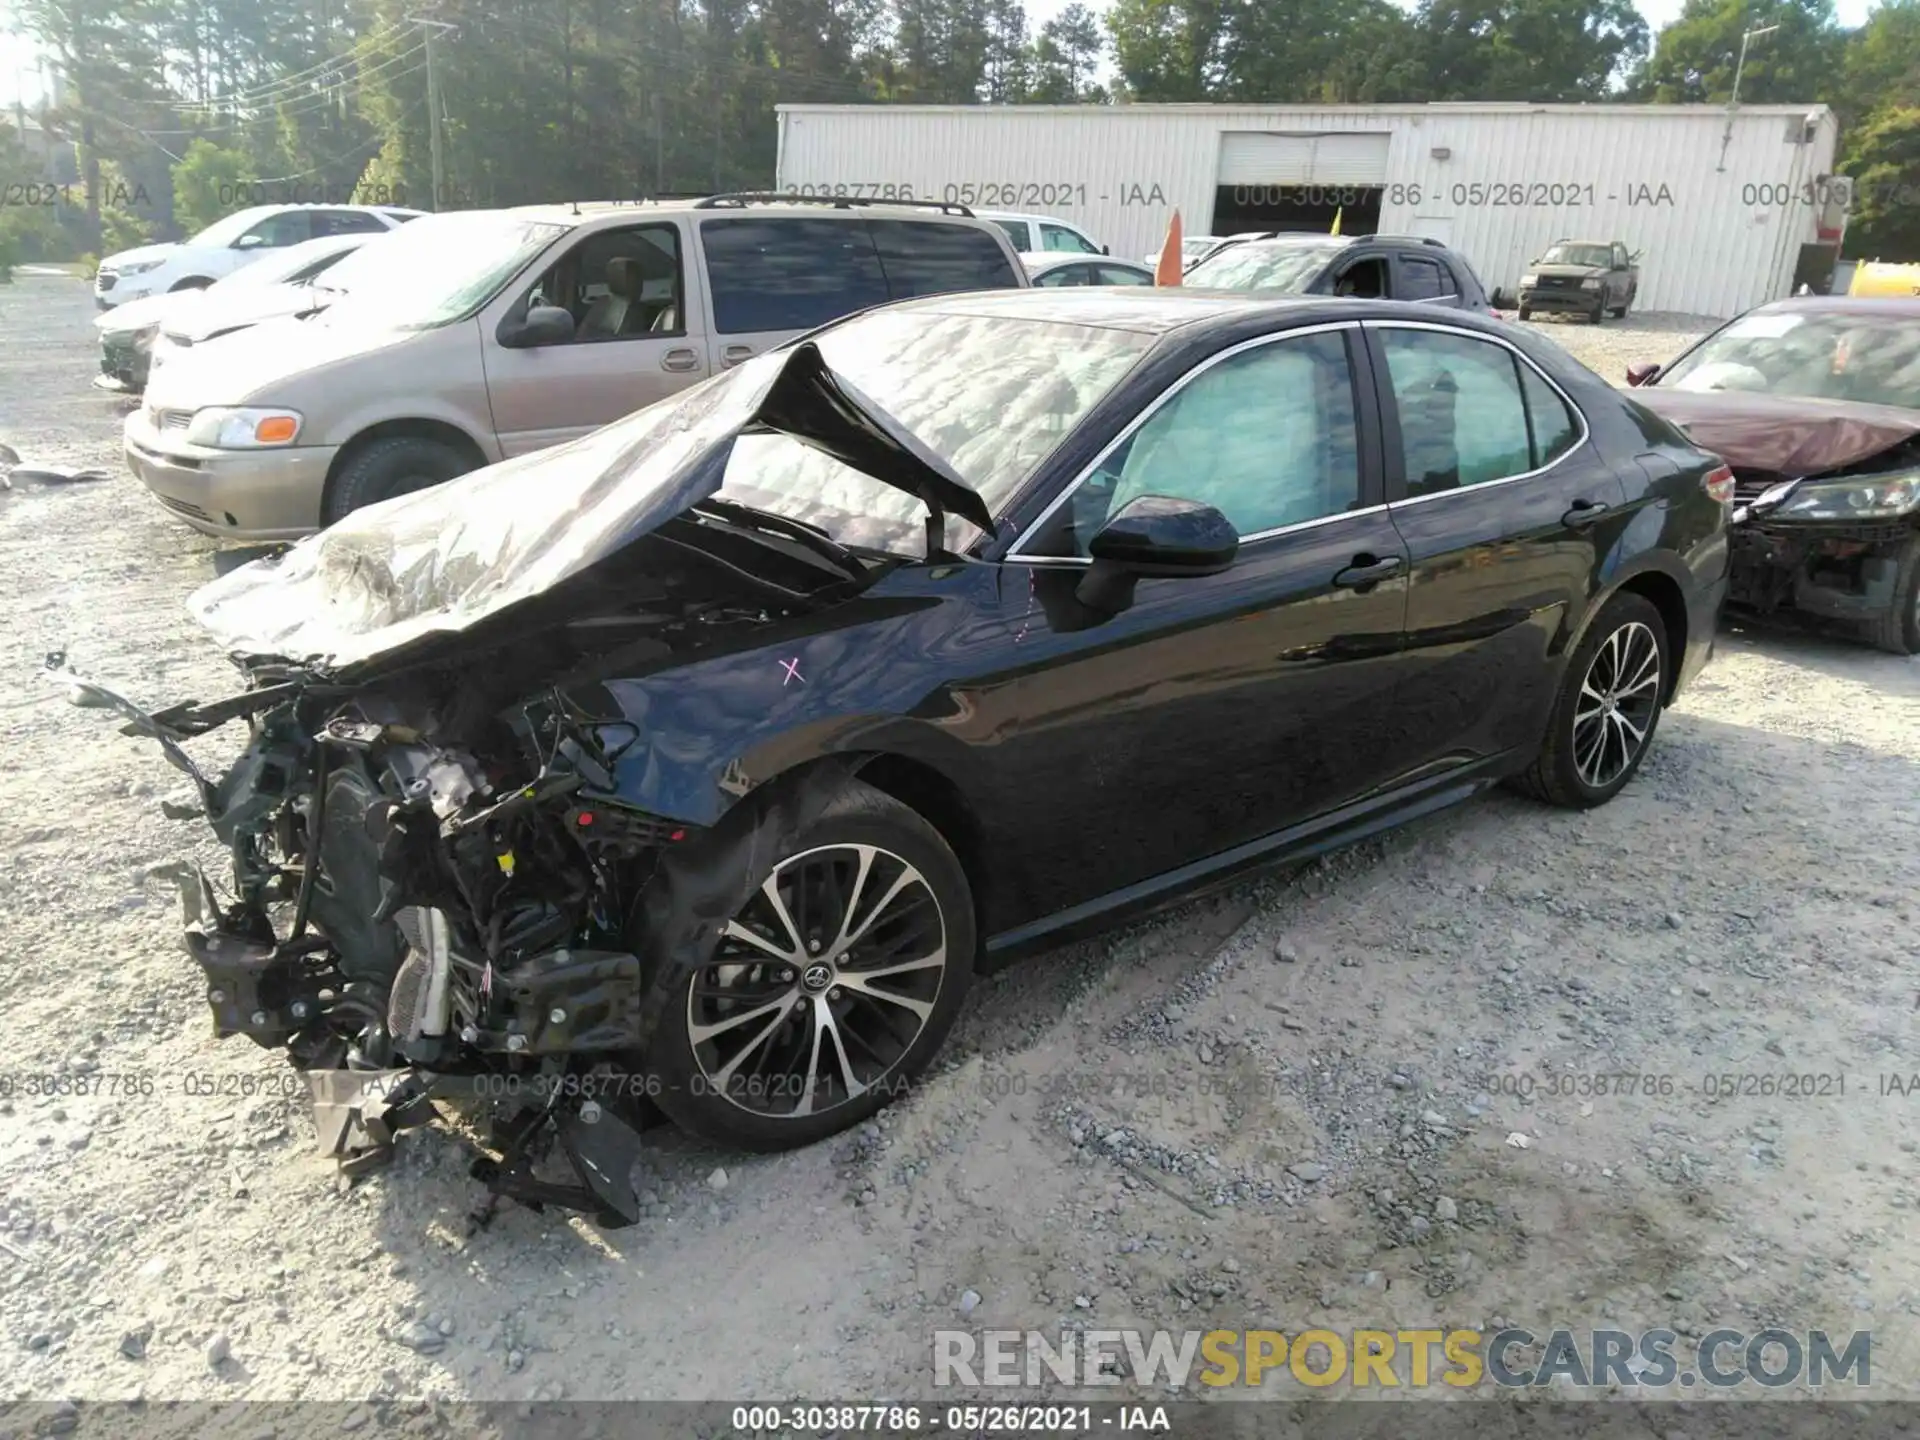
1717, 23, 1780, 173
406, 15, 458, 208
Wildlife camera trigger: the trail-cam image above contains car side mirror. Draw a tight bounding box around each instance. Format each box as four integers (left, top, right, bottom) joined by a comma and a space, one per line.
498, 304, 576, 349
233, 235, 266, 250
1077, 495, 1239, 614
1101, 244, 1110, 255
1625, 361, 1660, 387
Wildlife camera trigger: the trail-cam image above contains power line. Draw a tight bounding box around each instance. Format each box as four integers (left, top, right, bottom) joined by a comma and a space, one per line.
169, 20, 412, 110
176, 41, 427, 117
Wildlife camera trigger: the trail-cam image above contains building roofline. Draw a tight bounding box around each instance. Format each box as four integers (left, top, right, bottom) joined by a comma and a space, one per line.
778, 101, 1832, 119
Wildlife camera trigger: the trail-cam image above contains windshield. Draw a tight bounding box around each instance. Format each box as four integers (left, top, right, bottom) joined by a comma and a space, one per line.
1656, 309, 1920, 410
1540, 244, 1613, 268
188, 306, 1157, 668
213, 239, 354, 292
718, 309, 1153, 552
1184, 241, 1343, 293
311, 213, 567, 329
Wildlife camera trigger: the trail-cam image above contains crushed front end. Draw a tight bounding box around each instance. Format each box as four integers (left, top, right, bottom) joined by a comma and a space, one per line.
1726, 455, 1920, 650
53, 655, 698, 1228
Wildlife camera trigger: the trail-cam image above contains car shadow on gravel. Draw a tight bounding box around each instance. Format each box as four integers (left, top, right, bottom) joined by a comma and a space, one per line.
1719, 615, 1920, 695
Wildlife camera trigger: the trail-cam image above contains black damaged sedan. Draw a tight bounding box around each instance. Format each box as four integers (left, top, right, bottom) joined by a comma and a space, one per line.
68, 290, 1729, 1224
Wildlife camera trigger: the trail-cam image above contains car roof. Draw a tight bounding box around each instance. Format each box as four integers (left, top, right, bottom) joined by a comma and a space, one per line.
1023, 253, 1149, 275
886, 285, 1510, 339
499, 198, 1009, 230
1753, 294, 1920, 318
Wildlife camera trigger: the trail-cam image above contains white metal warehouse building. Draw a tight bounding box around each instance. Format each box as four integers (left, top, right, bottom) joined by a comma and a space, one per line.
775, 103, 1845, 317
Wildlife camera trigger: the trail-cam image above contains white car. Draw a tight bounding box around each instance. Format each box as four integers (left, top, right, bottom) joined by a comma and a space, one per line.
95, 233, 381, 392
1023, 254, 1156, 287
975, 209, 1106, 257
1143, 235, 1228, 270
94, 203, 422, 310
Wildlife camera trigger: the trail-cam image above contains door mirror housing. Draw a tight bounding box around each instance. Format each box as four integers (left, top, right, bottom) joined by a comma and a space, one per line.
233, 234, 267, 250
1077, 495, 1239, 614
499, 304, 576, 349
1625, 361, 1661, 387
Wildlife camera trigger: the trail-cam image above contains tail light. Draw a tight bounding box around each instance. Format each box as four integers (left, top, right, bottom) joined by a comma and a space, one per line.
1703, 464, 1736, 504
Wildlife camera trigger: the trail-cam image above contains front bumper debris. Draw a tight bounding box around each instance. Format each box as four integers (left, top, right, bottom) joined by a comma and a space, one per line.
1729, 519, 1916, 624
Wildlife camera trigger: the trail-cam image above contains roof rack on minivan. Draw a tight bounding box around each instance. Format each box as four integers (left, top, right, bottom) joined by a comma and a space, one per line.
693, 191, 977, 218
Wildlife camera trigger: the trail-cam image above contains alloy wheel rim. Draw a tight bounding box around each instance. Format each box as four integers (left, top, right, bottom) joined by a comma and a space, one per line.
688, 843, 947, 1119
1572, 620, 1661, 790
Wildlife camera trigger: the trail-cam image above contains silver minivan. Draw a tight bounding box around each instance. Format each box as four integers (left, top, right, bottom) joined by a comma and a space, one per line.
125, 196, 1028, 538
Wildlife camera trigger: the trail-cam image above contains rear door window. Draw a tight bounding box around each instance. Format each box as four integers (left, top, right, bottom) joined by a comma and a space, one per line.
313, 209, 391, 237
870, 220, 1021, 300
1096, 264, 1153, 286
1041, 222, 1100, 254
991, 218, 1032, 250
699, 217, 889, 335
1034, 263, 1095, 288
1398, 255, 1457, 303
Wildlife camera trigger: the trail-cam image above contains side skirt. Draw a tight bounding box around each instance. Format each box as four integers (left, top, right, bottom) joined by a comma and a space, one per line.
978, 752, 1522, 968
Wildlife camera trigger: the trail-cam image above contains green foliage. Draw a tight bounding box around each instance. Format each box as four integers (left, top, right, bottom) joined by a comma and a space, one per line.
1842, 105, 1920, 261
1629, 0, 1846, 103
0, 0, 1907, 259
172, 139, 255, 234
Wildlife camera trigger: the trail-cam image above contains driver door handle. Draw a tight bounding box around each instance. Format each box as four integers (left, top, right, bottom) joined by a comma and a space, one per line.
1332, 553, 1404, 588
661, 347, 700, 373
1562, 497, 1610, 528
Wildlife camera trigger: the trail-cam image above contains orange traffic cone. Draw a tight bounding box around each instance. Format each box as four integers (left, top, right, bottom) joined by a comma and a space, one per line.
1155, 210, 1185, 286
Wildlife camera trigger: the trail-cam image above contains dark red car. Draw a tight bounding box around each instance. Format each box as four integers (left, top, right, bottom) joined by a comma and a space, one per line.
1626, 296, 1920, 653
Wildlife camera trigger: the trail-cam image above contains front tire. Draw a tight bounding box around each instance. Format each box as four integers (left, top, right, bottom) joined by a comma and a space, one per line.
169, 277, 212, 292
644, 778, 976, 1151
1513, 593, 1669, 808
1866, 532, 1920, 655
322, 435, 473, 524
1517, 304, 1533, 322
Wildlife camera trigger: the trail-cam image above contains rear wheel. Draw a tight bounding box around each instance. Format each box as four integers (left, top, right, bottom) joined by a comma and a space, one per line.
1513, 593, 1669, 808
645, 779, 975, 1150
1865, 533, 1920, 655
322, 435, 474, 524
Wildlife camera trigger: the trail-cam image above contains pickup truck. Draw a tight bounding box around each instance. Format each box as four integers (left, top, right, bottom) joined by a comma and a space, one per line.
1516, 239, 1639, 323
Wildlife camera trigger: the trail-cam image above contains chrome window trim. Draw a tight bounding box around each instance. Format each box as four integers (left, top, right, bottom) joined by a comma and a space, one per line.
1360, 318, 1593, 505
1003, 321, 1371, 564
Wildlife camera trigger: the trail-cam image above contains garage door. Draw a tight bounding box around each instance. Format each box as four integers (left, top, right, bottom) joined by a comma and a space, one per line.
1216, 132, 1392, 187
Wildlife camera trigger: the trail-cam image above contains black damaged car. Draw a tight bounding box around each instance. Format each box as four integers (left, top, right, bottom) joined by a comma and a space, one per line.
1626, 296, 1920, 653
66, 290, 1730, 1225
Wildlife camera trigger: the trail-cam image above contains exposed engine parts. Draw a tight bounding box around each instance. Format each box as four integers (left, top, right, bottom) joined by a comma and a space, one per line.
76, 657, 704, 1226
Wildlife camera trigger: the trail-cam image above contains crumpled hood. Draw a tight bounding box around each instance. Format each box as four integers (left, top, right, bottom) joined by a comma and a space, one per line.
1630, 387, 1920, 477
164, 282, 328, 343
142, 310, 421, 410
101, 242, 178, 271
95, 290, 193, 334
187, 341, 992, 675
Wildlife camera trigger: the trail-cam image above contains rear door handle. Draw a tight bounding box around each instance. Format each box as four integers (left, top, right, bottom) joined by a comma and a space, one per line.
1562, 498, 1610, 528
1332, 554, 1404, 588
721, 344, 754, 368
661, 347, 700, 373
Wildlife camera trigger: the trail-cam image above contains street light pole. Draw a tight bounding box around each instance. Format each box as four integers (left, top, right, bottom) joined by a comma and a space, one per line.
405, 15, 458, 209
1718, 23, 1781, 172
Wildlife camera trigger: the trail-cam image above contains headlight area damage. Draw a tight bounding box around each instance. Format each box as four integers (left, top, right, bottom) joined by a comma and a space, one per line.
1630, 388, 1920, 652
53, 341, 994, 1229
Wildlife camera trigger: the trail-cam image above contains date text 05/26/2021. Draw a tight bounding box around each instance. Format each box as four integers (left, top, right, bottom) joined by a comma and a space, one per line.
777, 180, 1691, 209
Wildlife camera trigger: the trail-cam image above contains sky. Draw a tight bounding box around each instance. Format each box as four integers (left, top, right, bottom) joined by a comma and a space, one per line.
0, 0, 1887, 108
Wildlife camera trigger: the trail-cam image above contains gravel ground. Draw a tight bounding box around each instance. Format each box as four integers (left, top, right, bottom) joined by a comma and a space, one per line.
3, 282, 1918, 1416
